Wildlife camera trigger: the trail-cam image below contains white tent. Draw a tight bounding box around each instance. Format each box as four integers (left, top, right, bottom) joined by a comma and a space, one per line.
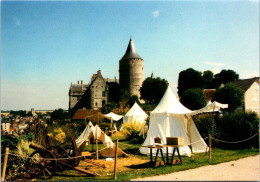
140, 86, 208, 157
189, 101, 228, 115
124, 102, 148, 125
76, 121, 114, 148
104, 112, 123, 121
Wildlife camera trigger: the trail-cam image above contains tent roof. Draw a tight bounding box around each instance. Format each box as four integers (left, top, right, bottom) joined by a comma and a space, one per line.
125, 102, 148, 117
104, 112, 123, 121
188, 101, 228, 115
151, 86, 192, 114
72, 109, 108, 122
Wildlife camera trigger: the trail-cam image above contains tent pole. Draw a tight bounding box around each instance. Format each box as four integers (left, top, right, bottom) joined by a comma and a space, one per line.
96, 126, 98, 160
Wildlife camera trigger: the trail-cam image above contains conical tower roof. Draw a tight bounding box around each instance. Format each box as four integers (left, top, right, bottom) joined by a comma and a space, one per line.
120, 38, 142, 60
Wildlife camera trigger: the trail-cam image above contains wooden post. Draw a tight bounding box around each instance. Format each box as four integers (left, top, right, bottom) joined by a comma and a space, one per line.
114, 139, 118, 180
209, 134, 212, 164
96, 126, 98, 160
1, 147, 9, 181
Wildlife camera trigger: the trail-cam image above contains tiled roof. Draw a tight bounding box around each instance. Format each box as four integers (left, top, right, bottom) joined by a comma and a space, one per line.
72, 109, 108, 123
70, 84, 89, 93
228, 77, 259, 91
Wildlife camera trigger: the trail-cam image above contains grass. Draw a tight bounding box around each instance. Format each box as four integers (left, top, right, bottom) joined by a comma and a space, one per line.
50, 137, 259, 181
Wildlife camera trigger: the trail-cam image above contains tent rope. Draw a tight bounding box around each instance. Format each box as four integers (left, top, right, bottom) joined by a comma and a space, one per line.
2, 147, 109, 160
211, 133, 258, 144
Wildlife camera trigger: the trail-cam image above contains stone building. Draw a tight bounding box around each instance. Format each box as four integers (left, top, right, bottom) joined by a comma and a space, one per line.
69, 37, 144, 111
69, 70, 118, 111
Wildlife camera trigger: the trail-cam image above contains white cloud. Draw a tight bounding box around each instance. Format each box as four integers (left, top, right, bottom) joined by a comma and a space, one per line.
152, 10, 159, 18
205, 62, 226, 67
13, 16, 21, 26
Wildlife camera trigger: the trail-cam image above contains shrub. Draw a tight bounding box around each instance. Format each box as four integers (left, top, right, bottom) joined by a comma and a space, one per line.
216, 111, 259, 149
121, 120, 145, 143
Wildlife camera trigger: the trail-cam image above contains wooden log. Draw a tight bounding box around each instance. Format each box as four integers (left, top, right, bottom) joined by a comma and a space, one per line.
1, 147, 9, 181
58, 161, 96, 176
83, 159, 106, 168
114, 139, 118, 180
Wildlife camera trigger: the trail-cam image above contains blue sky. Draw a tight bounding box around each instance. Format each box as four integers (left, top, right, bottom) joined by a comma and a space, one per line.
1, 1, 259, 110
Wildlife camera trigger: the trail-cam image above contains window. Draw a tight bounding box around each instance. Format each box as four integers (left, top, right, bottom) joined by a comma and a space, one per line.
102, 91, 105, 97
96, 102, 98, 106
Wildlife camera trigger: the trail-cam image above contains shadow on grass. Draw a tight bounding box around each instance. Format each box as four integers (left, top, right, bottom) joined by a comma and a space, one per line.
123, 148, 141, 155
126, 161, 151, 169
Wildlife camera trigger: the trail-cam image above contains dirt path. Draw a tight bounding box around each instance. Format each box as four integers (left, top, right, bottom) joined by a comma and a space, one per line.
132, 155, 259, 181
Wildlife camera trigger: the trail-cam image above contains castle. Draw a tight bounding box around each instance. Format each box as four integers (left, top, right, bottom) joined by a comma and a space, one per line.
69, 38, 144, 111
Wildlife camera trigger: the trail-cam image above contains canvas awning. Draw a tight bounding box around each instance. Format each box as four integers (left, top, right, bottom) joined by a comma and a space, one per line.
188, 101, 228, 115
104, 112, 123, 121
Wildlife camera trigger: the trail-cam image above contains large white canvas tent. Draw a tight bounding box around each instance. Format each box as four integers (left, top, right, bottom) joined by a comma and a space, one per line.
124, 102, 148, 125
140, 86, 208, 157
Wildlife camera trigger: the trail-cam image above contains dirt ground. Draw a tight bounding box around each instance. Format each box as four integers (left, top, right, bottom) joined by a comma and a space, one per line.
132, 155, 260, 181
79, 156, 149, 175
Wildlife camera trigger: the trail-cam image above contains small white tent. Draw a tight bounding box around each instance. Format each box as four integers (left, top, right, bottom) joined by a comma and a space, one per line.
190, 101, 228, 114
124, 102, 148, 125
140, 86, 208, 157
104, 112, 123, 121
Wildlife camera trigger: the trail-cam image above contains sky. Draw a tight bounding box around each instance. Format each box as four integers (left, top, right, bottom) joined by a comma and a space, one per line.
1, 0, 259, 111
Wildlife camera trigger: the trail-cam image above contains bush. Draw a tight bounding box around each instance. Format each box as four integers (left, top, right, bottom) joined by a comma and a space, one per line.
121, 121, 145, 143
216, 111, 259, 149
194, 111, 259, 149
193, 114, 221, 140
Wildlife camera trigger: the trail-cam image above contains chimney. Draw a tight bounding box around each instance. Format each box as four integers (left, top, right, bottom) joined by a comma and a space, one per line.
81, 80, 83, 90
97, 70, 101, 75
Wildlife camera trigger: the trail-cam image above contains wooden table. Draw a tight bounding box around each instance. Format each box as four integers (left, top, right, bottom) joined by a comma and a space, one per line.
163, 145, 184, 165
142, 145, 166, 168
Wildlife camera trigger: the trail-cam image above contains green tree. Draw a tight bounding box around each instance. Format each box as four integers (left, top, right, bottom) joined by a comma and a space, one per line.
101, 102, 118, 114
125, 95, 141, 108
202, 70, 214, 89
140, 77, 168, 104
213, 69, 239, 88
180, 88, 207, 110
178, 68, 203, 96
51, 108, 69, 120
213, 84, 244, 111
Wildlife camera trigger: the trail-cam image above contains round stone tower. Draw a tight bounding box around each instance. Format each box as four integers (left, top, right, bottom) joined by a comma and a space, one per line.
119, 38, 144, 102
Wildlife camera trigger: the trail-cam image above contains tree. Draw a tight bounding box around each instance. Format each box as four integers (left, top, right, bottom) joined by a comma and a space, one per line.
140, 77, 168, 104
51, 108, 69, 120
213, 84, 244, 111
178, 68, 203, 97
125, 95, 141, 108
213, 69, 239, 88
101, 102, 118, 114
180, 88, 207, 110
202, 70, 214, 89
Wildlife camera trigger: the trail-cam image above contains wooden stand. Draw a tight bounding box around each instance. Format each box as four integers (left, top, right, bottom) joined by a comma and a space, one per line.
165, 145, 183, 165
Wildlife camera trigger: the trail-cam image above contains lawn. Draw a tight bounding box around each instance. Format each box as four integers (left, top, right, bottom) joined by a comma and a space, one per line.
50, 136, 259, 181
